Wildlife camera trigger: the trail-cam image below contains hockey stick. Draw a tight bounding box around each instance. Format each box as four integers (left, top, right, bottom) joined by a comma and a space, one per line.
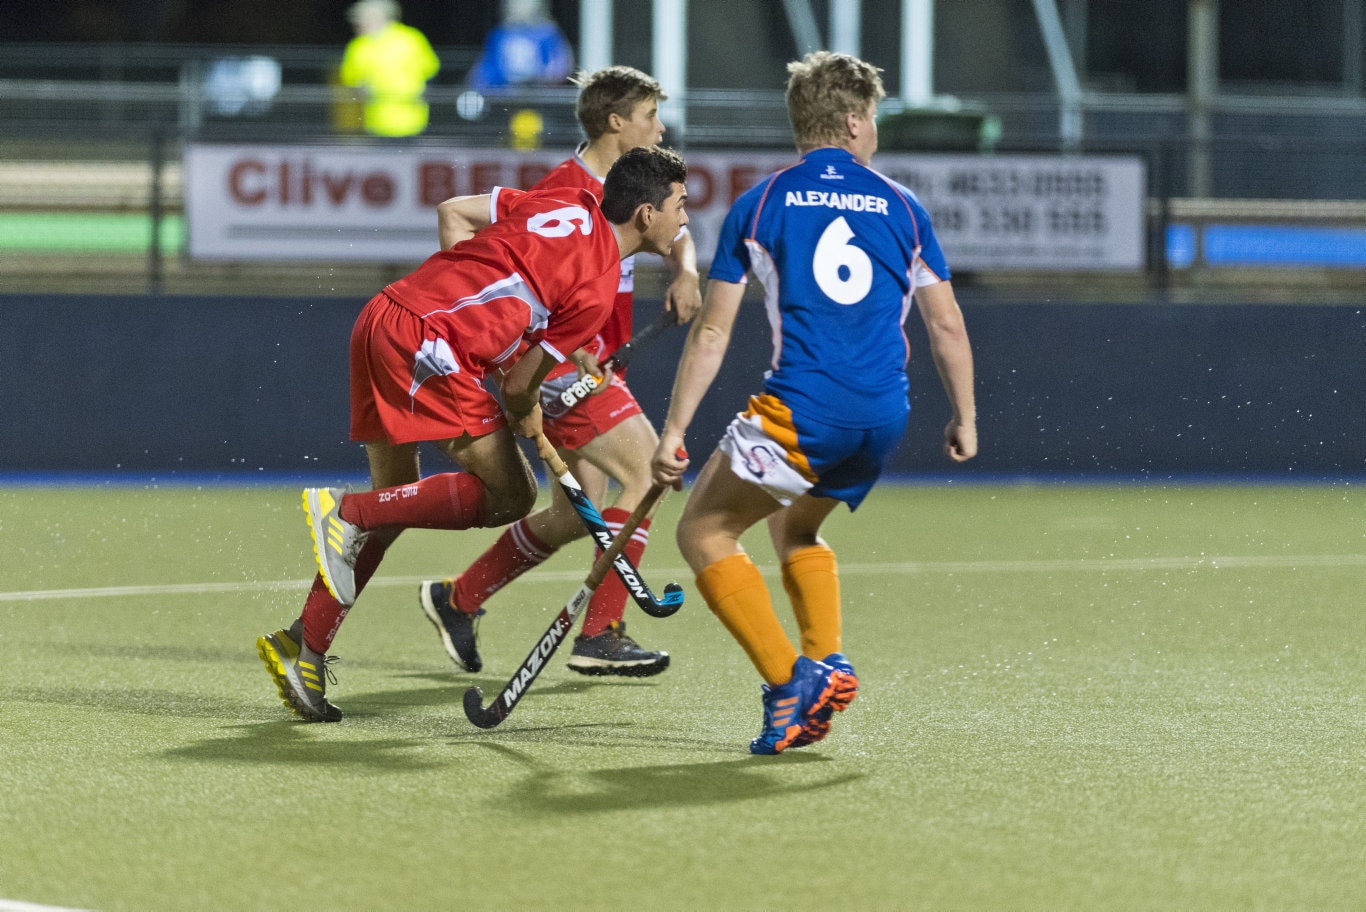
535, 432, 684, 619
554, 313, 677, 412
462, 482, 667, 729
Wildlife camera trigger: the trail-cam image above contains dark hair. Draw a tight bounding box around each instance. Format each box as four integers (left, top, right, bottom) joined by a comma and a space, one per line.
572, 66, 665, 140
600, 146, 687, 223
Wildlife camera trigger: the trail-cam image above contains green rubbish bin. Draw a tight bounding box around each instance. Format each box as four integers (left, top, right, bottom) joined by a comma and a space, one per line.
878, 105, 1000, 153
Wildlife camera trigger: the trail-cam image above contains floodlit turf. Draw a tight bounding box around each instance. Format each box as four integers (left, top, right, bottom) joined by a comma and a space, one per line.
1, 482, 1362, 910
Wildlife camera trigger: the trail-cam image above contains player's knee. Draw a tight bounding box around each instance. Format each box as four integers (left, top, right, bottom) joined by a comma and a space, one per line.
478, 472, 538, 526
615, 463, 655, 502
674, 517, 708, 571
481, 493, 535, 527
542, 509, 588, 545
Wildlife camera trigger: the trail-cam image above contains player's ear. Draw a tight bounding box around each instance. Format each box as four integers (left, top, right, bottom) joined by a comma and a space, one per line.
633, 201, 656, 231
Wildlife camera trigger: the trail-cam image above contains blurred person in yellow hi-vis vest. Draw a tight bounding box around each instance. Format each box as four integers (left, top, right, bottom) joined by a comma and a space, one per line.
339, 0, 440, 137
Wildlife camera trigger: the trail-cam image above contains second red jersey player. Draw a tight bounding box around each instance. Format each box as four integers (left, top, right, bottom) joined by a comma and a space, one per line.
420, 66, 703, 679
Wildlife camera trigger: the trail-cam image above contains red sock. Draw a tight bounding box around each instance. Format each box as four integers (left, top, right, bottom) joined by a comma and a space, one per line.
453, 517, 555, 612
301, 536, 388, 654
581, 508, 649, 637
338, 472, 486, 531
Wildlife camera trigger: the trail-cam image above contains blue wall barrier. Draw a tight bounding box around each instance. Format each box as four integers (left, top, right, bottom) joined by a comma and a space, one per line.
2, 294, 1362, 479
1167, 224, 1366, 269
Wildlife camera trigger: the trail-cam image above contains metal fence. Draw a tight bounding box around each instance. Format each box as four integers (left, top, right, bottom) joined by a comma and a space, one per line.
3, 43, 1365, 296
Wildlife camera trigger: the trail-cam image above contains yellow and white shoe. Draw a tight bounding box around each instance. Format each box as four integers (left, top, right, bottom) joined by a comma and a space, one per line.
256, 620, 342, 723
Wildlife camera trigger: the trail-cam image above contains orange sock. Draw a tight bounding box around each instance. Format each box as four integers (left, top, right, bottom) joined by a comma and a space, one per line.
782, 544, 841, 659
695, 553, 797, 686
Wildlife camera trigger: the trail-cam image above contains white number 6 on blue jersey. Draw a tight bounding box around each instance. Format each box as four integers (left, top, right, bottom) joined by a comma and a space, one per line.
813, 216, 873, 305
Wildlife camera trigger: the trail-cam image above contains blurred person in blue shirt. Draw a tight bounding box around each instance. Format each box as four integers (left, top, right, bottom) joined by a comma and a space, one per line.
468, 0, 574, 91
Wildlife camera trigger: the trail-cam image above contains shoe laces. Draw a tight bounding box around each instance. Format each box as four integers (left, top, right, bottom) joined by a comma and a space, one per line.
342, 529, 370, 566
320, 654, 340, 686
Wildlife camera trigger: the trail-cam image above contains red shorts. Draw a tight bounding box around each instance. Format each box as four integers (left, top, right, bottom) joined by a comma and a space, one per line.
349, 292, 507, 444
538, 371, 643, 451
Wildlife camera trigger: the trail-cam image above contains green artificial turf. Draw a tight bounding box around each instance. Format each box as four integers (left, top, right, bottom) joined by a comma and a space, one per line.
1, 483, 1362, 910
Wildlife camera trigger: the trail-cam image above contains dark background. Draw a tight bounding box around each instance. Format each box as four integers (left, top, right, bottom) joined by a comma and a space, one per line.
1, 0, 1358, 91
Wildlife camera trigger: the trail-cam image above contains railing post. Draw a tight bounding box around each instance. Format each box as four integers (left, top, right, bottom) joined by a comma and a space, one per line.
1152, 139, 1172, 293
149, 128, 164, 295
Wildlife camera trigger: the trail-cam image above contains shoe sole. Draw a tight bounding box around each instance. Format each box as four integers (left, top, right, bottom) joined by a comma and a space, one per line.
566, 653, 671, 677
302, 488, 353, 606
789, 670, 859, 749
256, 634, 341, 723
827, 669, 859, 712
765, 669, 858, 753
418, 581, 481, 673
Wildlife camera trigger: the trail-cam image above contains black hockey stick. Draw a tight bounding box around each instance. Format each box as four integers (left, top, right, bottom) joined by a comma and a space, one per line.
535, 432, 684, 619
462, 483, 667, 729
553, 313, 677, 411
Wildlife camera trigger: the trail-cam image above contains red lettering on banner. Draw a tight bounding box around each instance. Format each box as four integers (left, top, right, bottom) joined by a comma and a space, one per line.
469, 161, 501, 194
228, 160, 267, 205
361, 173, 395, 206
298, 161, 314, 205
323, 173, 354, 205
687, 164, 714, 209
224, 156, 400, 208
419, 162, 457, 206
518, 161, 552, 188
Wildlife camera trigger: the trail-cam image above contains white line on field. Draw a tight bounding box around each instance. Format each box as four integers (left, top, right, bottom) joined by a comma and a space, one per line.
0, 900, 97, 912
2, 554, 1363, 603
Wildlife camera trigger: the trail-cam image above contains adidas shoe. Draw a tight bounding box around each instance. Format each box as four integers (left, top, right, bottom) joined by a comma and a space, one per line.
419, 580, 484, 673
567, 621, 670, 677
789, 652, 859, 748
750, 655, 855, 755
303, 486, 368, 607
256, 620, 342, 723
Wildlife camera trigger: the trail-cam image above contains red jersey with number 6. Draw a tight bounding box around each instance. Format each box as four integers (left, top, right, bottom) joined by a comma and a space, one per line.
532, 152, 635, 378
383, 185, 618, 378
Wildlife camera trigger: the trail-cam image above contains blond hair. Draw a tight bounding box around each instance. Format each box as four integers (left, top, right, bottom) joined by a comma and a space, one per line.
785, 51, 886, 148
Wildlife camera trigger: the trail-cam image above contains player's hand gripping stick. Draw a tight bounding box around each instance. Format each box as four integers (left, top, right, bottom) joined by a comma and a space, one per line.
555, 314, 676, 412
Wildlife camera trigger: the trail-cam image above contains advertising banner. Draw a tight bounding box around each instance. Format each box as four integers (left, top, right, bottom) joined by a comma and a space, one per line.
185, 144, 1145, 270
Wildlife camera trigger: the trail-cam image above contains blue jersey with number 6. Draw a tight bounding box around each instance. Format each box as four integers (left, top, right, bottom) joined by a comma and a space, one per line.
708, 147, 950, 429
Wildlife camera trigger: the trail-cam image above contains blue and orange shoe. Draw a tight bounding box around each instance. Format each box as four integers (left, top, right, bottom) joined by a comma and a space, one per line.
750, 655, 848, 755
789, 652, 859, 748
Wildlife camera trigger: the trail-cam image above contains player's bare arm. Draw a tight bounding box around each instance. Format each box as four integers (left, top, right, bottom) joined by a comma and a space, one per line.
914, 280, 978, 462
661, 227, 702, 324
436, 193, 494, 249
500, 345, 558, 438
652, 278, 746, 488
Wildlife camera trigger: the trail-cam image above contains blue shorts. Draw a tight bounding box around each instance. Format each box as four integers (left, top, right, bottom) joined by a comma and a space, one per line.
717, 393, 907, 510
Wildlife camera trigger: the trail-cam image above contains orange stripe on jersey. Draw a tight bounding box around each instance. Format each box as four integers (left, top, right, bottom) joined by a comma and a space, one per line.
742, 394, 818, 484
